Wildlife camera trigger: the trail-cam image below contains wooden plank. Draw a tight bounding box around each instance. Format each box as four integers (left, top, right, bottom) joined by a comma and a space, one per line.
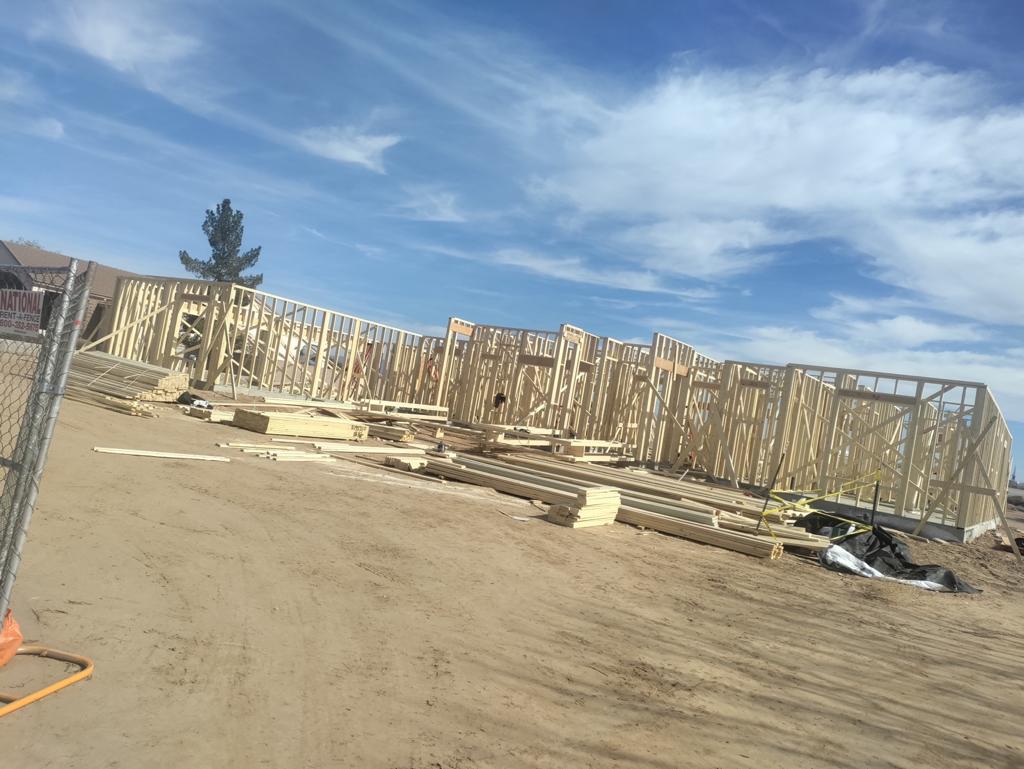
448, 318, 475, 337
316, 445, 426, 455
653, 357, 689, 377
93, 447, 230, 462
835, 388, 918, 407
518, 354, 555, 368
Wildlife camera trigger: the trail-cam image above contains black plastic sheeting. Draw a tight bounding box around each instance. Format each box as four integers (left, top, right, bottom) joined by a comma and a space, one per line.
798, 513, 979, 593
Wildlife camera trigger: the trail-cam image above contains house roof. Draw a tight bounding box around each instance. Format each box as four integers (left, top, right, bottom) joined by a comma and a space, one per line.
0, 240, 137, 299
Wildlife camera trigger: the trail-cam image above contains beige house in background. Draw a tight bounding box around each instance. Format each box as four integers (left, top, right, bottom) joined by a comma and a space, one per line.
0, 240, 137, 339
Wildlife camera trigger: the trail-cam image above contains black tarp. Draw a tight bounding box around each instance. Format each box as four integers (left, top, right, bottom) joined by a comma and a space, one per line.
798, 513, 978, 593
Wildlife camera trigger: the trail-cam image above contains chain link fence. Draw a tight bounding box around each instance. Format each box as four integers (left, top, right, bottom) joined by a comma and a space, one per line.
0, 260, 93, 618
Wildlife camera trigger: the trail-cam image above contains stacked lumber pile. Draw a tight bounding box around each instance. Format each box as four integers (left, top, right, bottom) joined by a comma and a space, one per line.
547, 487, 620, 528
410, 422, 486, 452
547, 437, 629, 463
184, 406, 235, 423
497, 453, 828, 551
365, 423, 415, 442
423, 454, 782, 558
502, 455, 781, 519
385, 456, 427, 471
67, 351, 189, 417
232, 410, 369, 440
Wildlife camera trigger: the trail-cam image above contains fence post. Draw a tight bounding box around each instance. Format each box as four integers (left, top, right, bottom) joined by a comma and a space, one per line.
0, 260, 93, 618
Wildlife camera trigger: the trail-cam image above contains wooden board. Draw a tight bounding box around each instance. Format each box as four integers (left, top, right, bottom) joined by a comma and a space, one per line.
93, 447, 230, 462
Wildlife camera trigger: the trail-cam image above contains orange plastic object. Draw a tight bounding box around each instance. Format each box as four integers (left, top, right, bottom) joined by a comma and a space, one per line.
0, 610, 22, 668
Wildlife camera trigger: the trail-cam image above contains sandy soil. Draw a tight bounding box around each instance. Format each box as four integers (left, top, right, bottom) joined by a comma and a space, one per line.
2, 400, 1023, 768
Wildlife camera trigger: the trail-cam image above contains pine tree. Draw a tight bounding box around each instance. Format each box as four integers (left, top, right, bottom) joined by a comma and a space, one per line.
179, 199, 263, 288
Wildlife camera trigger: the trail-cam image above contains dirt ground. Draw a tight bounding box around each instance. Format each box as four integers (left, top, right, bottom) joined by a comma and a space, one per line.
3, 400, 1023, 768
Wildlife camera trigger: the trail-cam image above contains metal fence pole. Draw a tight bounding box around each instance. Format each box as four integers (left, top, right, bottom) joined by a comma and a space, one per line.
0, 260, 93, 618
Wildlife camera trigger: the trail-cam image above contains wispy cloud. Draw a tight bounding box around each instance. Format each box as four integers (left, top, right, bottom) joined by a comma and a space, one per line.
6, 0, 1024, 428
396, 185, 466, 222
531, 64, 1024, 317
693, 322, 1024, 421
0, 68, 36, 103
0, 195, 48, 214
31, 0, 200, 79
56, 108, 327, 203
29, 2, 401, 173
27, 117, 64, 139
283, 4, 1024, 324
491, 249, 717, 299
295, 125, 401, 173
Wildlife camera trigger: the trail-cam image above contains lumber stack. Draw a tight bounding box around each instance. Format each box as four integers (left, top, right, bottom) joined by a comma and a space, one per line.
547, 487, 620, 528
461, 454, 719, 525
502, 454, 778, 519
365, 423, 415, 442
717, 512, 832, 551
184, 406, 235, 423
547, 437, 629, 463
69, 351, 189, 401
66, 351, 190, 417
68, 391, 156, 417
231, 410, 370, 440
385, 456, 428, 471
617, 507, 784, 559
423, 455, 784, 558
495, 452, 827, 551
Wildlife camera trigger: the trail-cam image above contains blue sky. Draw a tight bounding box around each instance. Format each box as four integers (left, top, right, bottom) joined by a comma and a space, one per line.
0, 0, 1022, 474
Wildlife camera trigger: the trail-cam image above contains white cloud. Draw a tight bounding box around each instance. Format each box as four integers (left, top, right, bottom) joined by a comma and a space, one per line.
492, 248, 716, 299
397, 186, 466, 222
621, 218, 786, 278
700, 323, 1024, 422
865, 211, 1024, 326
28, 0, 401, 176
295, 126, 401, 173
0, 196, 47, 214
28, 117, 64, 139
532, 64, 1024, 318
34, 0, 199, 76
0, 69, 35, 103
810, 296, 989, 347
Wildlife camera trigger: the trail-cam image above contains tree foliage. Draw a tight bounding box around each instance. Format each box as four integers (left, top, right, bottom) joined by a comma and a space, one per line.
10, 237, 42, 248
179, 199, 263, 288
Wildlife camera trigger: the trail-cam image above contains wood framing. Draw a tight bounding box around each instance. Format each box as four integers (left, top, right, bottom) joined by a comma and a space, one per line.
94, 276, 453, 406
96, 274, 1013, 537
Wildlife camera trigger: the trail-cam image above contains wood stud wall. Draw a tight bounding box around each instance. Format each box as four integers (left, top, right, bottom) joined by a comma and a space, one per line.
95, 275, 1012, 532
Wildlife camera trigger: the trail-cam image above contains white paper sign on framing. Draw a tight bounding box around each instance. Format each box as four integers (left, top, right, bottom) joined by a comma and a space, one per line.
0, 289, 44, 336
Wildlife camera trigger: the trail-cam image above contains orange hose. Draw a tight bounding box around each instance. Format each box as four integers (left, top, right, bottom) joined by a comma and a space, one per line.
0, 645, 94, 718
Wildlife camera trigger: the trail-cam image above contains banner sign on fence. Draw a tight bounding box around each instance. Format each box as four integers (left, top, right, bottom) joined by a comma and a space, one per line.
0, 289, 44, 336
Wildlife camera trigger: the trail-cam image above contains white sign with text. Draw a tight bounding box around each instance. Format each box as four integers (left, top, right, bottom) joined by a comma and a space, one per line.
0, 289, 44, 336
